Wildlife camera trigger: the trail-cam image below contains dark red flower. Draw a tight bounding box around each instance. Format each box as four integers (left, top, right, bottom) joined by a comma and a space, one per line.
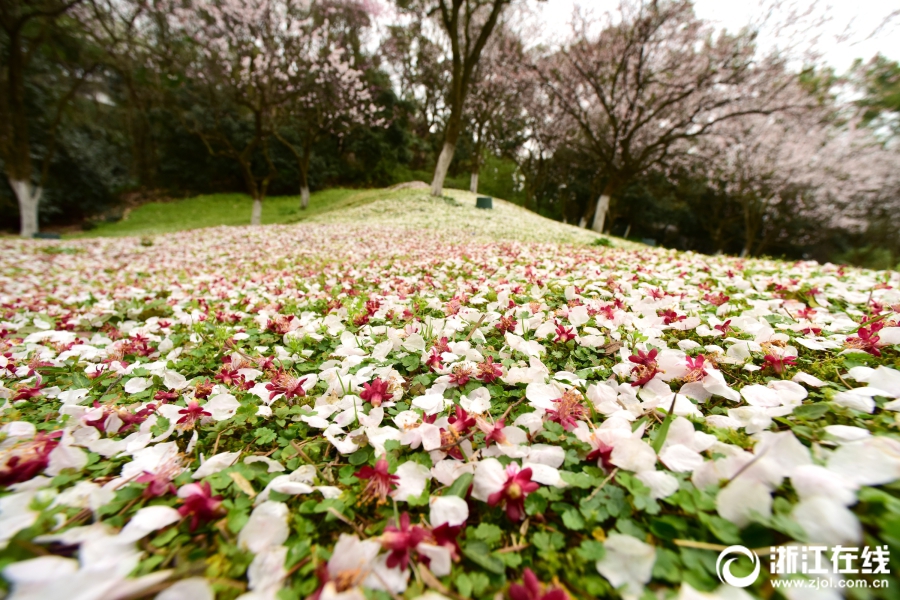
703, 292, 730, 306
478, 417, 506, 447
177, 482, 223, 530
177, 400, 210, 429
424, 349, 444, 372
487, 464, 539, 521
154, 390, 179, 404
380, 512, 428, 571
441, 406, 476, 460
628, 348, 659, 387
763, 354, 797, 376
509, 568, 570, 600
266, 371, 309, 401
359, 378, 390, 407
713, 320, 733, 335
545, 390, 587, 431
845, 324, 882, 357
429, 522, 463, 562
13, 381, 44, 402
355, 456, 398, 504
553, 322, 576, 343
683, 354, 708, 383
215, 367, 245, 388
0, 432, 60, 487
194, 379, 215, 400
495, 315, 518, 334
136, 469, 178, 499
657, 309, 685, 325
476, 356, 503, 383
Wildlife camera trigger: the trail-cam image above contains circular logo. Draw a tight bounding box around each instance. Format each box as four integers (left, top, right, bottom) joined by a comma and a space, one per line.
716, 545, 761, 588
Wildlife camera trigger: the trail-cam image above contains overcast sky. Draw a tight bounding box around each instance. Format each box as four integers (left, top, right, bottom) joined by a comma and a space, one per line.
529, 0, 899, 73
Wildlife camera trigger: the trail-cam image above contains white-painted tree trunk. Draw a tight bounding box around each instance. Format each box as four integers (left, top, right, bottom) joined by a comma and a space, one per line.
300, 185, 310, 210
469, 171, 479, 194
431, 142, 456, 196
578, 216, 586, 228
251, 198, 262, 225
591, 194, 610, 234
9, 179, 41, 238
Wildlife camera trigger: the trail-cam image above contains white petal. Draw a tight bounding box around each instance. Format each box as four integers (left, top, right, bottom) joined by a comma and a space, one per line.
417, 543, 452, 576
244, 456, 286, 473
124, 377, 151, 394
245, 546, 287, 595
192, 451, 241, 479
740, 385, 781, 407
716, 478, 772, 528
163, 371, 188, 391
659, 445, 704, 473
596, 533, 656, 600
204, 394, 240, 421
610, 439, 657, 473
790, 465, 857, 505
119, 506, 182, 543
155, 577, 214, 600
429, 496, 469, 527
471, 458, 508, 501
391, 461, 431, 502
636, 470, 680, 499
793, 497, 862, 546
239, 502, 289, 553
827, 437, 900, 486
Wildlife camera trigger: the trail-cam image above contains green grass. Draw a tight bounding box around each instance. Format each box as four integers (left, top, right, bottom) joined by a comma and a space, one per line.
69, 188, 367, 238
69, 185, 624, 247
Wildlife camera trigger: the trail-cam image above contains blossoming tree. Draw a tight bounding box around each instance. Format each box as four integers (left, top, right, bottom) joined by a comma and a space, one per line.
273, 1, 383, 210
537, 0, 803, 234
153, 0, 378, 224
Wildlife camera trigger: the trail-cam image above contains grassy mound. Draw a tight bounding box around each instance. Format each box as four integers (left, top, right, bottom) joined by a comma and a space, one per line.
72, 187, 612, 246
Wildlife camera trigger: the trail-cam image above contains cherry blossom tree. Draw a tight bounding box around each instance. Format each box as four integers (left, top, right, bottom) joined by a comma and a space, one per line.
692, 101, 900, 257
537, 0, 804, 233
274, 2, 383, 210
153, 0, 378, 224
507, 61, 573, 214
0, 0, 95, 237
462, 29, 529, 194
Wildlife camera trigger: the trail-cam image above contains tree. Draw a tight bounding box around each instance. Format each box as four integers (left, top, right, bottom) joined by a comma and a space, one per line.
80, 0, 161, 187
274, 1, 382, 209
155, 0, 338, 224
463, 29, 528, 194
537, 0, 802, 233
851, 54, 900, 142
0, 0, 95, 237
396, 0, 515, 197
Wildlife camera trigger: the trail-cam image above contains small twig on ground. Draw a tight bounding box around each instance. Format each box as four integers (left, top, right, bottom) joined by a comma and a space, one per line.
463, 314, 486, 342
586, 468, 619, 502
327, 507, 366, 538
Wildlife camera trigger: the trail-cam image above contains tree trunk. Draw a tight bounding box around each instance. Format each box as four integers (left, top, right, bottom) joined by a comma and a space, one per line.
431, 141, 456, 196
300, 185, 310, 210
469, 170, 479, 194
251, 197, 262, 226
591, 194, 610, 234
9, 179, 41, 238
298, 143, 311, 210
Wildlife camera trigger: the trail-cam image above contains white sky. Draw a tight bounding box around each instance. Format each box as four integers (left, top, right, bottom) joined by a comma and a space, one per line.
529, 0, 900, 73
